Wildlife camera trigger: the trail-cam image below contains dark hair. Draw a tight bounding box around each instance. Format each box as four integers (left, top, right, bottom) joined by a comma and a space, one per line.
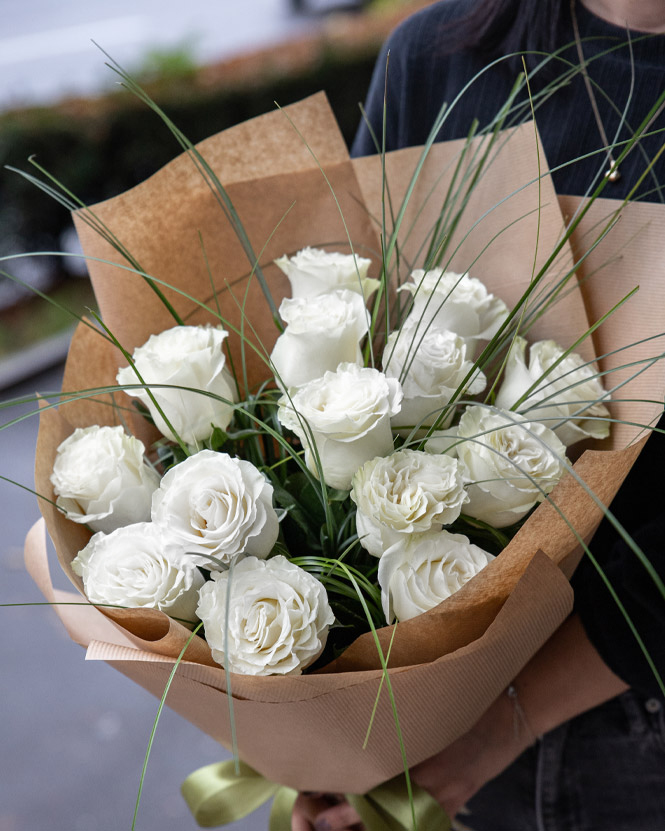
446, 0, 569, 59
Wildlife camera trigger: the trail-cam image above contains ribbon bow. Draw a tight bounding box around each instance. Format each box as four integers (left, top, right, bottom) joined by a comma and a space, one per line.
182, 760, 450, 831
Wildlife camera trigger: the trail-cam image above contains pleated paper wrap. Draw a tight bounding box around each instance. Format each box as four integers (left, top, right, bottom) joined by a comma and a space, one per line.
27, 94, 664, 793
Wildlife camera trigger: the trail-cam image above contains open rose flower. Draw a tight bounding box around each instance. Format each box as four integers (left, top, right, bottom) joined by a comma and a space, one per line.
51, 425, 160, 534
197, 555, 335, 675
274, 246, 378, 301
378, 530, 495, 622
116, 324, 237, 445
270, 289, 369, 390
430, 405, 568, 528
495, 336, 611, 446
278, 363, 402, 490
383, 320, 486, 433
72, 523, 204, 623
400, 269, 508, 355
151, 450, 279, 569
350, 449, 467, 557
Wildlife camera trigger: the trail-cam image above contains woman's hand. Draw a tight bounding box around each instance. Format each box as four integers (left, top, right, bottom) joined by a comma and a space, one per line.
290, 688, 532, 830
408, 685, 533, 817
291, 614, 629, 830
292, 793, 362, 831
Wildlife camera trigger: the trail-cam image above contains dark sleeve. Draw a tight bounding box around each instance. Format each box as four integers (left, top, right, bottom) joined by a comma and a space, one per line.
350, 14, 423, 157
573, 423, 665, 696
350, 0, 481, 157
350, 0, 522, 159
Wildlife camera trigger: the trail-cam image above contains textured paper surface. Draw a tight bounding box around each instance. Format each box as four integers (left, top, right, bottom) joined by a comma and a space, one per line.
352, 129, 592, 357
27, 521, 572, 792
29, 94, 664, 792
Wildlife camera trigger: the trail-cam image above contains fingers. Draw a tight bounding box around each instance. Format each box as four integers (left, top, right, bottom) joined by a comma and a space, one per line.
292, 794, 331, 831
291, 794, 363, 831
310, 800, 363, 831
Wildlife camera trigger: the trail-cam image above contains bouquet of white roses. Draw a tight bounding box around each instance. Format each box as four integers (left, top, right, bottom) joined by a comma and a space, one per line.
22, 89, 665, 822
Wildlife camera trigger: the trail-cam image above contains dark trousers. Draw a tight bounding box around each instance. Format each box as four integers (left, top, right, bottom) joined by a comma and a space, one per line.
456, 691, 665, 831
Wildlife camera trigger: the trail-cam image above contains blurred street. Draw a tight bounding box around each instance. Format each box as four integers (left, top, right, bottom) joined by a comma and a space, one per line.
0, 0, 319, 111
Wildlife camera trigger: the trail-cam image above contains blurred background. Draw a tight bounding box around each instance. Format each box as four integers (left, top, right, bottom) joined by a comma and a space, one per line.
0, 1, 428, 829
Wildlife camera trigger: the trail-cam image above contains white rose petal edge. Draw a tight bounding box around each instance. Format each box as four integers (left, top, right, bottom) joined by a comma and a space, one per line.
196, 555, 335, 676
151, 449, 279, 569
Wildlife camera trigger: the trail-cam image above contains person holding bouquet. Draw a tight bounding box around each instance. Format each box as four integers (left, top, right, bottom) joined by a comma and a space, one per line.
293, 1, 665, 828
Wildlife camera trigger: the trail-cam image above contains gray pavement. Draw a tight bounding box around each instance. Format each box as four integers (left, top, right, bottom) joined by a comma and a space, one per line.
0, 363, 271, 830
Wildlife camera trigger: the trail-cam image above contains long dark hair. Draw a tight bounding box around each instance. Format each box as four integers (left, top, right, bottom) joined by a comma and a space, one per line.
446, 0, 569, 58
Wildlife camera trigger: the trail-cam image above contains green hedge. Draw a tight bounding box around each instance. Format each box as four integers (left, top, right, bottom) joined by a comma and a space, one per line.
0, 54, 375, 253
0, 49, 378, 265
0, 43, 382, 360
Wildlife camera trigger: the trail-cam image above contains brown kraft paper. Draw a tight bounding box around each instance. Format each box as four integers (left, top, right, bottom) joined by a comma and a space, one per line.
28, 94, 665, 793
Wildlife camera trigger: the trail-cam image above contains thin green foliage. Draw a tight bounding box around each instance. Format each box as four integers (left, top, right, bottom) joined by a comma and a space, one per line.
432, 401, 665, 697
507, 288, 640, 411
338, 562, 418, 831
95, 44, 280, 325
274, 103, 378, 368
91, 311, 190, 455
0, 599, 196, 628
0, 264, 112, 344
6, 160, 184, 325
0, 473, 59, 511
223, 559, 240, 773
363, 624, 399, 750
6, 32, 665, 831
131, 623, 205, 831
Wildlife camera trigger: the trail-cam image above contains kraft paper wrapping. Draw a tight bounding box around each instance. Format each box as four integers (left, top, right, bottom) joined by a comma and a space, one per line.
26, 518, 571, 793
28, 94, 664, 793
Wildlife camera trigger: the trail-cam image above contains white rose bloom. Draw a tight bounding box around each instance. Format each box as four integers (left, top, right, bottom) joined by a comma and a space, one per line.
423, 425, 462, 457
350, 450, 468, 557
278, 363, 402, 490
400, 269, 508, 355
378, 530, 495, 622
117, 324, 237, 445
151, 450, 279, 569
50, 425, 160, 534
274, 246, 379, 301
495, 337, 611, 447
197, 555, 335, 676
270, 290, 370, 390
383, 320, 486, 432
452, 406, 568, 528
72, 522, 204, 622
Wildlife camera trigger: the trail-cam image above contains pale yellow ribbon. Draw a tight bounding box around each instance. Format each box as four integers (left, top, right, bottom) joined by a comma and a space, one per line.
181, 760, 450, 830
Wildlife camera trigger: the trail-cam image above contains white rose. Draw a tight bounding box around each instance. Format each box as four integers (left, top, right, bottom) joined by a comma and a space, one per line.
270, 290, 369, 390
378, 530, 495, 622
495, 336, 611, 446
350, 450, 468, 557
400, 269, 508, 354
274, 246, 379, 301
116, 324, 237, 445
72, 522, 204, 622
50, 425, 160, 534
383, 320, 486, 432
196, 555, 335, 676
451, 405, 568, 528
278, 363, 402, 490
423, 425, 461, 458
151, 450, 279, 569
